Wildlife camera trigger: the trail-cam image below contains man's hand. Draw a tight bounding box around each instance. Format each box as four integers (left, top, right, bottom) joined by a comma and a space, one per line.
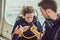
46, 9, 58, 20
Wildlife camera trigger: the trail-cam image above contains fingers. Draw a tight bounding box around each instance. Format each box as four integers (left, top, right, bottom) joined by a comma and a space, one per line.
15, 25, 30, 33
22, 26, 30, 32
15, 25, 19, 30
24, 26, 30, 29
19, 25, 22, 29
19, 25, 24, 31
20, 25, 22, 28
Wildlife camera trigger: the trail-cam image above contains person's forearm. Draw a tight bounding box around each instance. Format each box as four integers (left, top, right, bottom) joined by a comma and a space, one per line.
12, 34, 19, 40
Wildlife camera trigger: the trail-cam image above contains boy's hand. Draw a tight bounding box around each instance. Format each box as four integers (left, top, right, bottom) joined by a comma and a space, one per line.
13, 25, 24, 34
13, 25, 30, 34
30, 25, 41, 39
30, 25, 37, 34
23, 26, 30, 32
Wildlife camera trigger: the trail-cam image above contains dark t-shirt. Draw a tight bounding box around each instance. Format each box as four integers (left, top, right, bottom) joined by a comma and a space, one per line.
42, 16, 60, 40
12, 17, 42, 40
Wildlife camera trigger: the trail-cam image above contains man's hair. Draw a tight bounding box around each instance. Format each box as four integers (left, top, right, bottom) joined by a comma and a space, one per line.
38, 0, 57, 12
21, 6, 34, 16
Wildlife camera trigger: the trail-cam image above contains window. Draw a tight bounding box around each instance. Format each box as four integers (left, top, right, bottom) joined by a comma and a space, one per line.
56, 0, 60, 14
5, 0, 45, 25
5, 0, 60, 25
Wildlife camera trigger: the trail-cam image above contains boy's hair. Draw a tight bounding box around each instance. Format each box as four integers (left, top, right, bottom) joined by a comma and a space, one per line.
21, 6, 34, 16
38, 0, 57, 12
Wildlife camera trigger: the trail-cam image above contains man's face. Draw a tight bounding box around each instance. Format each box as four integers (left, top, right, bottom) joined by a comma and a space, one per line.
40, 6, 58, 20
24, 13, 34, 23
40, 6, 50, 19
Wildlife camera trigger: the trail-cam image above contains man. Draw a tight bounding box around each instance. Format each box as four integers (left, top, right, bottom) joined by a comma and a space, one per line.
12, 6, 42, 40
38, 0, 60, 40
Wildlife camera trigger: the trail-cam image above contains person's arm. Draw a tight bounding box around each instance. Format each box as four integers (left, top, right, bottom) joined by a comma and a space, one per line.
35, 21, 43, 39
11, 33, 18, 40
12, 20, 19, 34
36, 21, 43, 39
11, 20, 20, 40
12, 25, 24, 40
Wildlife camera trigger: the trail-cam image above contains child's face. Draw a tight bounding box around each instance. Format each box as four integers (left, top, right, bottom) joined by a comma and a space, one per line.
24, 13, 34, 23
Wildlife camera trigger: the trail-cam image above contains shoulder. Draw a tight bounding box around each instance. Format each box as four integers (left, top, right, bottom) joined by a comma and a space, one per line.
15, 17, 24, 25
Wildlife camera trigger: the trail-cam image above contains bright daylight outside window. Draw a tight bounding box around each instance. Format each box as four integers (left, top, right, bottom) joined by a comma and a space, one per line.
5, 0, 45, 25
5, 0, 60, 25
